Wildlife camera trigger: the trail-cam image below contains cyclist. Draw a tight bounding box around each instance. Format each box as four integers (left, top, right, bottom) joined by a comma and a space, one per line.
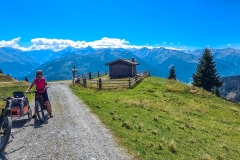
26, 70, 53, 118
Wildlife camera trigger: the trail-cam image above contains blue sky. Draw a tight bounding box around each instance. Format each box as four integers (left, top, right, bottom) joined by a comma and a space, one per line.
0, 0, 240, 50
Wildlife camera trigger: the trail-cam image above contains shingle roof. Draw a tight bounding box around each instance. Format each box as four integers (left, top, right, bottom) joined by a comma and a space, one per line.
105, 58, 140, 66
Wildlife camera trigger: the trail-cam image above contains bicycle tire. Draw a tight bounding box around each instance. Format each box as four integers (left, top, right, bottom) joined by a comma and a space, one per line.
27, 107, 32, 121
35, 100, 44, 123
0, 116, 12, 153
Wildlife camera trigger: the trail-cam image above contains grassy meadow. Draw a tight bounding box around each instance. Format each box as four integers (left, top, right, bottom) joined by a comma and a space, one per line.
0, 73, 29, 87
70, 76, 240, 160
0, 74, 32, 110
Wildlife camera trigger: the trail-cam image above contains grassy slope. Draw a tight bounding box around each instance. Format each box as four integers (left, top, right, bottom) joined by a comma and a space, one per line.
0, 73, 32, 110
0, 73, 29, 87
0, 73, 17, 82
70, 76, 240, 160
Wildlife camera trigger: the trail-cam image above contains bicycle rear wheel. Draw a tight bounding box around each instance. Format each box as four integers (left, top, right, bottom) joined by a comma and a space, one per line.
27, 107, 32, 121
35, 100, 44, 123
0, 116, 12, 153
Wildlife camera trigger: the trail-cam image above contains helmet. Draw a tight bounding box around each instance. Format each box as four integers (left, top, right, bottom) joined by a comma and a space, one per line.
36, 70, 43, 76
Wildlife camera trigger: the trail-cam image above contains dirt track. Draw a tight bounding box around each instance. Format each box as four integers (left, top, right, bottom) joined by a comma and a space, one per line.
1, 82, 132, 160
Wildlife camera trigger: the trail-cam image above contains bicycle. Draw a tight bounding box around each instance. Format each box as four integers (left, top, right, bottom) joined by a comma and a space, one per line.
26, 88, 49, 123
0, 97, 13, 153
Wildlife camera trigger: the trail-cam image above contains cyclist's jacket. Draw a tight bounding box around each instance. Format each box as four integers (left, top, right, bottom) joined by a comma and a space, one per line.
34, 77, 46, 93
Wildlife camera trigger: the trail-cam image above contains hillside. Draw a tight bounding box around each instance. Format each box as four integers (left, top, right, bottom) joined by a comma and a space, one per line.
0, 73, 29, 87
219, 75, 240, 102
0, 73, 30, 109
71, 77, 240, 159
0, 73, 17, 82
0, 47, 39, 78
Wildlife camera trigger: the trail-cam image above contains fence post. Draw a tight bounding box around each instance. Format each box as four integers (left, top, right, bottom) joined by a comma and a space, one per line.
99, 78, 102, 90
148, 70, 150, 76
89, 72, 92, 79
145, 71, 147, 77
72, 65, 77, 79
105, 70, 107, 75
128, 77, 131, 88
98, 71, 100, 77
83, 78, 87, 87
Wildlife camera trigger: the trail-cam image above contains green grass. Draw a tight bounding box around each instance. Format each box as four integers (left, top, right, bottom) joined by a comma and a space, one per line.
0, 86, 35, 111
0, 74, 33, 111
70, 76, 240, 160
0, 73, 16, 82
0, 73, 29, 87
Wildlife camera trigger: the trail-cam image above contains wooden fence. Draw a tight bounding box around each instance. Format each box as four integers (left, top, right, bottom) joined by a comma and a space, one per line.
74, 70, 150, 89
76, 71, 108, 79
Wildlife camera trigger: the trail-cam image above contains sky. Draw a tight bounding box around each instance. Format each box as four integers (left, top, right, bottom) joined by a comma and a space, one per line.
0, 0, 240, 51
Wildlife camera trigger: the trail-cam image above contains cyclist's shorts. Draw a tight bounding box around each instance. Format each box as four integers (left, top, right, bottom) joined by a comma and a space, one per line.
36, 91, 49, 102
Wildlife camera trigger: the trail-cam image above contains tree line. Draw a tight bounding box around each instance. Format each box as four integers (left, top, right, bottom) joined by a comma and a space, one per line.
167, 48, 222, 96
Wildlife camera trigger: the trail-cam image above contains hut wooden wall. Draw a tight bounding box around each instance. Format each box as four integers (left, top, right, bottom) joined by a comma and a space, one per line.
110, 62, 134, 78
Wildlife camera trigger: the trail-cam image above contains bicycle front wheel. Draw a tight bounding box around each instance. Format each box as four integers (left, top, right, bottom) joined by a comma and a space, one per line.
0, 116, 12, 153
35, 100, 44, 123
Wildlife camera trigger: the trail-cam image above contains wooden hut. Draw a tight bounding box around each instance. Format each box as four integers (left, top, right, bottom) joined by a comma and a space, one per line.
105, 57, 140, 78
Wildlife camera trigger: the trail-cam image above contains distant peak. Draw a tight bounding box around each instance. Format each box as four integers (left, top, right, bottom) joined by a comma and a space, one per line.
84, 46, 95, 51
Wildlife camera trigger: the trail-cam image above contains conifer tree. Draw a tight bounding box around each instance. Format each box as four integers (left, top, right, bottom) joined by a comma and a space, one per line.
192, 48, 222, 91
215, 87, 220, 97
24, 77, 29, 82
168, 65, 177, 80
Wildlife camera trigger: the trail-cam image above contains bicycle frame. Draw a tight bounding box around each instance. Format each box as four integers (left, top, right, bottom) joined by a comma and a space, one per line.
34, 91, 45, 123
35, 92, 44, 105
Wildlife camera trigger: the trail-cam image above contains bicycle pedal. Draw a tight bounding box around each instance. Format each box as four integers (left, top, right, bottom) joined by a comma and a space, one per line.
11, 134, 14, 139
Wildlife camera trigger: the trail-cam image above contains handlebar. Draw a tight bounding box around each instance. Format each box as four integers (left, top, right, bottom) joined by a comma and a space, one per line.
25, 91, 35, 94
0, 97, 13, 101
25, 86, 49, 94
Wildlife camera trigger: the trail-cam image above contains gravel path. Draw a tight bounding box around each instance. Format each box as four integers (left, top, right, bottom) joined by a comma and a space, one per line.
1, 82, 132, 160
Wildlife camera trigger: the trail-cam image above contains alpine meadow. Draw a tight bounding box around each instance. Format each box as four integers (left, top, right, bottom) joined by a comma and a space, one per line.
1, 1, 240, 159
70, 77, 240, 160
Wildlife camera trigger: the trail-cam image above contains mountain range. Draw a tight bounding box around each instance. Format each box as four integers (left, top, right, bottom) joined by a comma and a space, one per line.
219, 75, 240, 102
0, 46, 240, 84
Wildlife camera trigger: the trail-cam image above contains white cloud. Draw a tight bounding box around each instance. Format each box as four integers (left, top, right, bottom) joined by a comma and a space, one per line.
0, 37, 21, 48
27, 37, 136, 51
163, 42, 166, 44
29, 38, 88, 50
178, 42, 180, 45
164, 47, 185, 50
0, 37, 187, 51
170, 42, 174, 45
228, 44, 231, 47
